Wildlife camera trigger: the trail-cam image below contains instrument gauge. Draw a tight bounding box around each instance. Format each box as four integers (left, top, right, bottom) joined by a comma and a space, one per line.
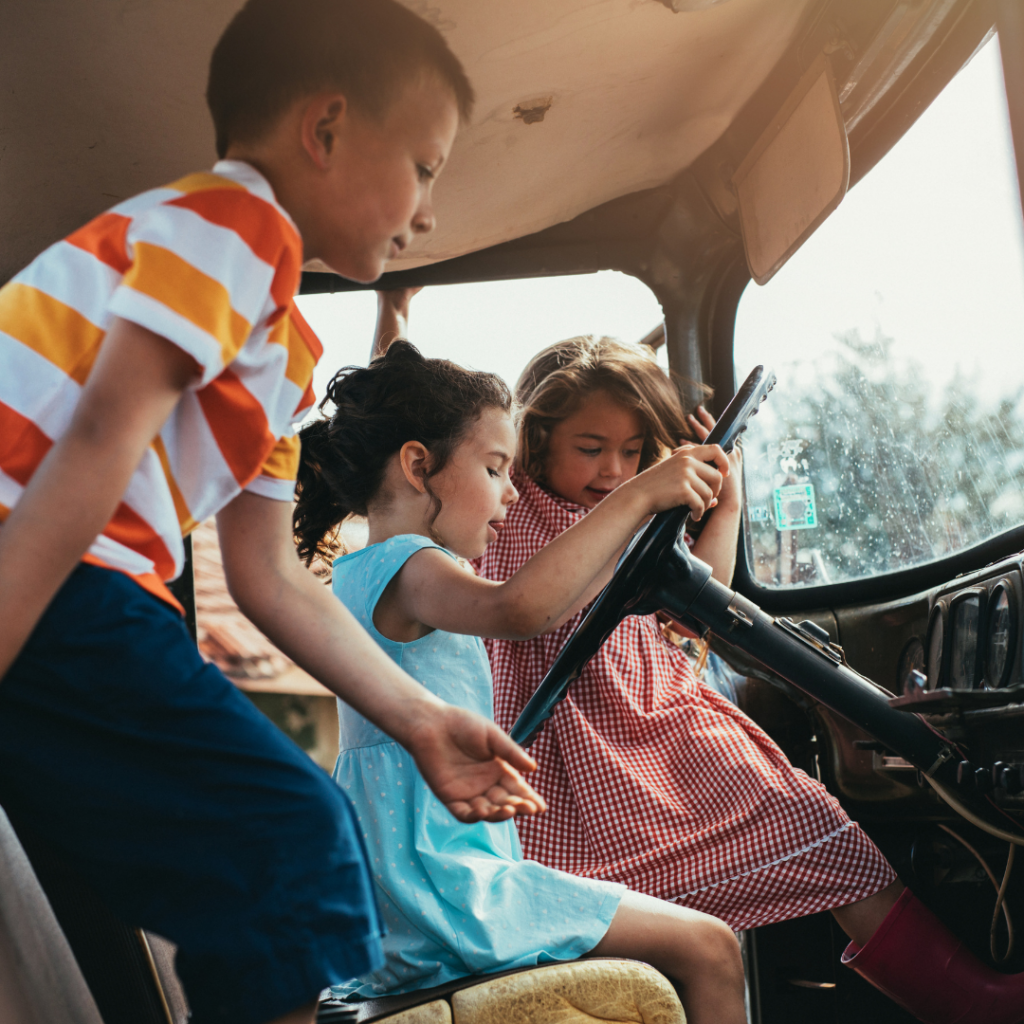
926, 605, 948, 690
950, 591, 985, 690
984, 581, 1017, 689
897, 637, 925, 696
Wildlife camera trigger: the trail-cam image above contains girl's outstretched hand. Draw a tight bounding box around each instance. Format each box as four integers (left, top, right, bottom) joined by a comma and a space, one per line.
405, 703, 548, 823
629, 440, 730, 521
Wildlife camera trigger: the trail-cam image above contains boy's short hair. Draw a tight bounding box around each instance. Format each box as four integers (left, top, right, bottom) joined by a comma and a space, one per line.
208, 0, 474, 158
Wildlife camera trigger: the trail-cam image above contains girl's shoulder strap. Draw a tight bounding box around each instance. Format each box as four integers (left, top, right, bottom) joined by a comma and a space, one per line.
332, 534, 455, 634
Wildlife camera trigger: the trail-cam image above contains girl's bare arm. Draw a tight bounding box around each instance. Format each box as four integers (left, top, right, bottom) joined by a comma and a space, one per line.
370, 287, 422, 361
394, 445, 729, 641
687, 407, 743, 584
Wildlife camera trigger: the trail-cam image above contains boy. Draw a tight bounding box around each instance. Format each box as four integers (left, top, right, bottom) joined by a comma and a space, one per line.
0, 2, 544, 1023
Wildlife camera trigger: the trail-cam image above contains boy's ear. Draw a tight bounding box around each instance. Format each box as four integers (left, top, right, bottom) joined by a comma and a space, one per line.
399, 441, 432, 494
300, 93, 349, 170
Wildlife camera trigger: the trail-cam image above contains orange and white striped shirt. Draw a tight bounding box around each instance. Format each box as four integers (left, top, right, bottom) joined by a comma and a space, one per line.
0, 160, 321, 609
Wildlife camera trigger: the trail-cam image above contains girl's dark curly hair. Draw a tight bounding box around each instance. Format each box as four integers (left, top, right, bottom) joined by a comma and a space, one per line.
294, 341, 512, 565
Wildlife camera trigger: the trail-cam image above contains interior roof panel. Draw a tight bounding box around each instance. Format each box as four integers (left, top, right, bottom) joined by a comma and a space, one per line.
0, 0, 814, 285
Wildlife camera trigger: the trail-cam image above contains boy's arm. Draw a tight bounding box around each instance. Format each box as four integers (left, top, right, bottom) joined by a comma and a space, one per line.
216, 492, 545, 823
0, 318, 198, 681
370, 287, 422, 361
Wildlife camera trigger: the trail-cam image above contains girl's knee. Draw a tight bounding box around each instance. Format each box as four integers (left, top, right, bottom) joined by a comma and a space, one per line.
692, 916, 743, 981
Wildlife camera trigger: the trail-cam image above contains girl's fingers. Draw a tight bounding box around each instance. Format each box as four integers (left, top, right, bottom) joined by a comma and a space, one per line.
685, 479, 715, 519
669, 443, 729, 475
688, 405, 717, 436
687, 443, 729, 475
686, 413, 710, 442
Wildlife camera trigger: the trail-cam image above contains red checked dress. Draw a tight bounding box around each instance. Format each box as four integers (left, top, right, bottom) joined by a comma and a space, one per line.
474, 468, 895, 932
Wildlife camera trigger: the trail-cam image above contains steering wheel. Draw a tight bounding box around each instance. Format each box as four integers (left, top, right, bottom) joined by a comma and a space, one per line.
510, 365, 776, 747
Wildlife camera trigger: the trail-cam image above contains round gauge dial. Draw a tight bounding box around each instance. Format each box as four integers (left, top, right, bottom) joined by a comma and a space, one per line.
926, 606, 946, 689
985, 582, 1017, 689
950, 593, 982, 690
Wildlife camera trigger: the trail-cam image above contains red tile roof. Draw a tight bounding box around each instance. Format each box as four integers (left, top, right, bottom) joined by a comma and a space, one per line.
193, 520, 332, 695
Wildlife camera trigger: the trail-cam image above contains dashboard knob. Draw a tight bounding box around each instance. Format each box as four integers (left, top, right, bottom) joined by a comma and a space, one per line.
1000, 765, 1024, 795
956, 761, 975, 789
974, 767, 994, 793
992, 761, 1009, 787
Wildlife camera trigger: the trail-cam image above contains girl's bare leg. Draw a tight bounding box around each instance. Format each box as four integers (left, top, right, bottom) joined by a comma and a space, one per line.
589, 890, 747, 1024
268, 1001, 317, 1024
831, 879, 905, 947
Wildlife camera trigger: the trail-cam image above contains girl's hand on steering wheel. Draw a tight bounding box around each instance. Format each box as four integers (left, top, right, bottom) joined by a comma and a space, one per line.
687, 405, 744, 511
627, 441, 729, 521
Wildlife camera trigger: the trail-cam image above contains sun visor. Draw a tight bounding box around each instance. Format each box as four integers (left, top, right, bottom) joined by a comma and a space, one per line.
733, 55, 850, 286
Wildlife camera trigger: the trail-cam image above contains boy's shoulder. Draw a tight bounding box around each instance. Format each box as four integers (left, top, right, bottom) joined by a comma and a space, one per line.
109, 160, 300, 270
96, 160, 306, 371
2, 158, 315, 400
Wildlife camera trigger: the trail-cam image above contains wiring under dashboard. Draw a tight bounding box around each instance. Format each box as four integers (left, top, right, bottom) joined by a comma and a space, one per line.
938, 823, 1016, 963
926, 776, 1024, 847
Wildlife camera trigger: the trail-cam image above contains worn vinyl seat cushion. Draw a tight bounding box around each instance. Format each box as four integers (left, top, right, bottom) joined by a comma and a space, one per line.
320, 959, 685, 1024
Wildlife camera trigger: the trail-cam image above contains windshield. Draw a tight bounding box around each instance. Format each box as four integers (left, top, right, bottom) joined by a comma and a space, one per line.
734, 35, 1024, 590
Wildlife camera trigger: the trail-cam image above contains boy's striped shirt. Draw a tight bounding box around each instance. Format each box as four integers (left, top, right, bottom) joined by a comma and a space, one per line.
0, 161, 321, 609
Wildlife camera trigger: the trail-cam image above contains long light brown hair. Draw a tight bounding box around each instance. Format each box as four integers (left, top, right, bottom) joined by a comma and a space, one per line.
514, 335, 709, 483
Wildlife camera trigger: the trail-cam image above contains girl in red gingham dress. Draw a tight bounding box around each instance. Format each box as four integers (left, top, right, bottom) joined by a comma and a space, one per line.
471, 335, 1024, 1024
473, 335, 903, 930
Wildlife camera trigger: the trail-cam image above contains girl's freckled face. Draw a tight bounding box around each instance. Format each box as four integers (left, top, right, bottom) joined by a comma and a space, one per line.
542, 391, 645, 509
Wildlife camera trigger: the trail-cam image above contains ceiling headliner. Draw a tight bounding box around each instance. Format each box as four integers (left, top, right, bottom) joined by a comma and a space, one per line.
0, 0, 813, 284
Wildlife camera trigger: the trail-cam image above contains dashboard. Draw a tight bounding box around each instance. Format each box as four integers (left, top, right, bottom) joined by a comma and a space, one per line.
927, 571, 1021, 696
891, 552, 1024, 803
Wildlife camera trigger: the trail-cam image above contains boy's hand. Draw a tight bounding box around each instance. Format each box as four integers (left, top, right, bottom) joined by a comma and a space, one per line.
403, 702, 547, 823
626, 441, 730, 522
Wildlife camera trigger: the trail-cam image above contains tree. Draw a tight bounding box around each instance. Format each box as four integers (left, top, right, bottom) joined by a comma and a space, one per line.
744, 328, 1024, 587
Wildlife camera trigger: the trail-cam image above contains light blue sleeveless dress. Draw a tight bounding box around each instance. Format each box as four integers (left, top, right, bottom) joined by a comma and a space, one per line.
329, 534, 624, 998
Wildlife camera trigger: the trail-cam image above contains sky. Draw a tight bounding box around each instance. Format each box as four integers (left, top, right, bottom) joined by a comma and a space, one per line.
296, 35, 1024, 419
735, 36, 1024, 403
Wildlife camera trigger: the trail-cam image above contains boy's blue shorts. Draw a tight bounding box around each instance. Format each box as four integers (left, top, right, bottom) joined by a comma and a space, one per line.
0, 563, 384, 1024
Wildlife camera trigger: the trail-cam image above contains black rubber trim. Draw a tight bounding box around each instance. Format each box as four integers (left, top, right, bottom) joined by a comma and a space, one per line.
732, 525, 1024, 614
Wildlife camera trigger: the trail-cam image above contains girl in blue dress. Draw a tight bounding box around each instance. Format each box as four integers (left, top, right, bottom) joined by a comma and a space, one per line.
294, 341, 746, 1024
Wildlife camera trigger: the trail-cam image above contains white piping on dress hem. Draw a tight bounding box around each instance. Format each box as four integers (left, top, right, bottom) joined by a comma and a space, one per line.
670, 820, 855, 898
